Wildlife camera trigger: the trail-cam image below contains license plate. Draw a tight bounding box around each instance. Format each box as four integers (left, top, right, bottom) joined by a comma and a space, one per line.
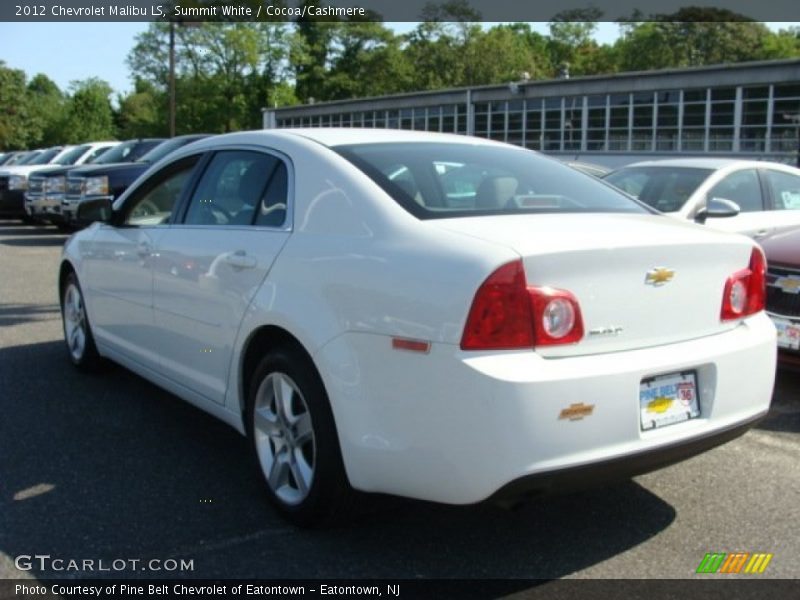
773, 318, 800, 351
640, 371, 700, 431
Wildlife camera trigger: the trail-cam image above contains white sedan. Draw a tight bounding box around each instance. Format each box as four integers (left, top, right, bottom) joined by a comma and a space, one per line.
604, 158, 800, 239
60, 130, 776, 526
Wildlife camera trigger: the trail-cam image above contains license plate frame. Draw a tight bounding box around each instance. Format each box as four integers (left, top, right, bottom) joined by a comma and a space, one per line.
640, 371, 700, 431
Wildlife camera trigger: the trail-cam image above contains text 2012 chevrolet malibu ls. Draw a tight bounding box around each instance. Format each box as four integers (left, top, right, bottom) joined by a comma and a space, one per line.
60, 129, 776, 526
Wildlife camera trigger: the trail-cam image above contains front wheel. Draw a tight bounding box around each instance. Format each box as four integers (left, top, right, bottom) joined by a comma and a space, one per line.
246, 347, 356, 527
61, 272, 101, 370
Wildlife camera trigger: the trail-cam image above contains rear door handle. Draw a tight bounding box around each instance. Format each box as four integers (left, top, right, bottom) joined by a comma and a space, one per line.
136, 241, 151, 257
753, 229, 771, 238
224, 250, 256, 270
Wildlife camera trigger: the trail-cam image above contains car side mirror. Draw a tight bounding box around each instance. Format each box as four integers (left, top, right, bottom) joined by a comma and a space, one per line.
694, 197, 740, 224
76, 197, 114, 225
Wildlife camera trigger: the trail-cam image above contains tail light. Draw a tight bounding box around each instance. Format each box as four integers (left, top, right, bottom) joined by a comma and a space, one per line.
721, 247, 766, 321
461, 260, 584, 350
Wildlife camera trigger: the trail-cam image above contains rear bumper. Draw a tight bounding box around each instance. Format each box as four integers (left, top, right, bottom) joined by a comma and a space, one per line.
489, 411, 765, 503
317, 313, 777, 504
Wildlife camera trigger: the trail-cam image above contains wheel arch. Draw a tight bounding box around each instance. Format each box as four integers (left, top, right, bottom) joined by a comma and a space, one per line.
238, 324, 319, 418
58, 259, 77, 305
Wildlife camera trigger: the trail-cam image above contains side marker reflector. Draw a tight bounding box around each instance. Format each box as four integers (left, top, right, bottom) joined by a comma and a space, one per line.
392, 338, 431, 354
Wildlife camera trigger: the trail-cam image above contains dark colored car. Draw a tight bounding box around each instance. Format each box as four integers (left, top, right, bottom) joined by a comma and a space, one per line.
62, 135, 209, 227
760, 227, 800, 370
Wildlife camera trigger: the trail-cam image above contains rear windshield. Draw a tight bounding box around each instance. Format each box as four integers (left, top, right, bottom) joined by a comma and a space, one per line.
335, 142, 647, 219
604, 166, 714, 213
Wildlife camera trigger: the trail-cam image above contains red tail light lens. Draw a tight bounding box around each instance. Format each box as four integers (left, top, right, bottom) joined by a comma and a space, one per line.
461, 260, 584, 350
721, 247, 766, 321
460, 261, 534, 350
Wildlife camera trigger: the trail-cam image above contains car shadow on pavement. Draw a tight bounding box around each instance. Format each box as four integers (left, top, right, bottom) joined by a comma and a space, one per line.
0, 236, 67, 248
757, 369, 800, 434
0, 304, 60, 327
0, 340, 676, 583
0, 222, 59, 236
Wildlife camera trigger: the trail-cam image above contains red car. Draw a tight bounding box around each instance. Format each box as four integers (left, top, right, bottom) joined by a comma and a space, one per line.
761, 227, 800, 369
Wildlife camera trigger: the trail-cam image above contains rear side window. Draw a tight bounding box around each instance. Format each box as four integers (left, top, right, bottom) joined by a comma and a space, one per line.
335, 142, 647, 219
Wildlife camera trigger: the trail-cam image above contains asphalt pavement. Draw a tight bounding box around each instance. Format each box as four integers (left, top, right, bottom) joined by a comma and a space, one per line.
0, 220, 798, 583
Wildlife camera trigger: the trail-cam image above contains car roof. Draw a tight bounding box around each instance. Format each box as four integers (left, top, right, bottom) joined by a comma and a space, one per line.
180, 128, 508, 153
621, 158, 795, 170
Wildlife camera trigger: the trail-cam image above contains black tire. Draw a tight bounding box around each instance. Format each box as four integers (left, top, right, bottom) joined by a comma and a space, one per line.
61, 272, 102, 371
246, 346, 356, 527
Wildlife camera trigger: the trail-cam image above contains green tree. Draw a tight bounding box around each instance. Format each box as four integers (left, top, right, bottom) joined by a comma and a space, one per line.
0, 62, 35, 150
26, 74, 66, 147
59, 78, 117, 143
116, 79, 166, 138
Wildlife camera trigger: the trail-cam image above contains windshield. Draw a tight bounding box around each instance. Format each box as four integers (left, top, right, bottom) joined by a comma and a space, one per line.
138, 136, 204, 164
15, 152, 40, 165
335, 142, 647, 219
604, 166, 714, 212
28, 148, 62, 165
54, 145, 90, 165
92, 140, 162, 165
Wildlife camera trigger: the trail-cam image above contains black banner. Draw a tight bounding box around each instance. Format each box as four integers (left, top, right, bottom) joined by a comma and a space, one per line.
3, 580, 800, 600
2, 0, 800, 23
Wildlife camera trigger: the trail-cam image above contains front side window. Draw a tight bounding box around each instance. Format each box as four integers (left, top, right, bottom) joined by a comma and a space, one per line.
123, 156, 200, 226
604, 167, 713, 213
183, 150, 286, 227
708, 169, 763, 212
336, 143, 646, 219
763, 169, 800, 211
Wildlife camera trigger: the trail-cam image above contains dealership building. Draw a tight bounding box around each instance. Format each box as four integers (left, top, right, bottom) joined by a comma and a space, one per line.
262, 59, 800, 167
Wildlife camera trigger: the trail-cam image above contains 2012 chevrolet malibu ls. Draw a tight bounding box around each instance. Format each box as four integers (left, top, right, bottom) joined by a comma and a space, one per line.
60, 129, 776, 526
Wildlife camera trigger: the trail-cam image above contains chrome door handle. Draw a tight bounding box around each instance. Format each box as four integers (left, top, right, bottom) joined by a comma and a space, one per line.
224, 251, 256, 270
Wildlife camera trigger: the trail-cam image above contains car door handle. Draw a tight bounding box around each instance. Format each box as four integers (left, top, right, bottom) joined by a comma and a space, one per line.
224, 251, 256, 270
753, 229, 770, 238
136, 241, 151, 257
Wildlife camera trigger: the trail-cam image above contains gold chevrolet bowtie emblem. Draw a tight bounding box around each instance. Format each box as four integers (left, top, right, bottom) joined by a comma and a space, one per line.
645, 267, 675, 286
559, 403, 595, 421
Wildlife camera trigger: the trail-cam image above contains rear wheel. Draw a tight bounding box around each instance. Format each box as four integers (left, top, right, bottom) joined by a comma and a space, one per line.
246, 347, 355, 527
61, 272, 101, 370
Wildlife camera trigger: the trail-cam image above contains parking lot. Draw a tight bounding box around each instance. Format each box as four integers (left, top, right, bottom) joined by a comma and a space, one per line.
0, 219, 798, 582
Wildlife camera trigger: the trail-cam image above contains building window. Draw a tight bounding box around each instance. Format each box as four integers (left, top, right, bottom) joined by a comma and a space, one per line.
456, 104, 468, 134
586, 94, 607, 151
709, 87, 735, 151
525, 99, 542, 150
631, 92, 654, 151
771, 83, 800, 153
543, 97, 562, 151
563, 96, 582, 151
656, 90, 679, 151
442, 104, 456, 133
608, 93, 629, 151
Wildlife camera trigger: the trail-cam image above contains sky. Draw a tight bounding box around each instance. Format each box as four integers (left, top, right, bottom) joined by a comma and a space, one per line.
0, 22, 795, 98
